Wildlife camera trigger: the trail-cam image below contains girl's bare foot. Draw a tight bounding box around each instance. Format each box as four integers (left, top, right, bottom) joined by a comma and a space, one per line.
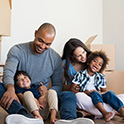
104, 112, 113, 122
119, 107, 124, 119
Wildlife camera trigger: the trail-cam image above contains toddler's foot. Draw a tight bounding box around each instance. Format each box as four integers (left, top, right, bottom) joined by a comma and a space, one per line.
34, 115, 43, 120
104, 112, 113, 122
50, 109, 58, 124
50, 117, 58, 124
32, 110, 43, 120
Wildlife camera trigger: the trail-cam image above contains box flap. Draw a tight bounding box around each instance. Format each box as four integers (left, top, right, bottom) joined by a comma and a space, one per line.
85, 35, 97, 45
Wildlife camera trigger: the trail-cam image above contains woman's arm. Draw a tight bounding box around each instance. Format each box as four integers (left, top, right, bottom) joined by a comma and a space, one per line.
63, 82, 80, 94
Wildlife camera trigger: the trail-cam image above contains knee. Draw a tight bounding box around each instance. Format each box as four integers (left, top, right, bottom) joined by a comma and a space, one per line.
59, 91, 77, 102
89, 91, 100, 97
106, 91, 115, 95
105, 91, 115, 97
65, 91, 76, 99
23, 91, 33, 98
48, 89, 57, 95
48, 89, 57, 100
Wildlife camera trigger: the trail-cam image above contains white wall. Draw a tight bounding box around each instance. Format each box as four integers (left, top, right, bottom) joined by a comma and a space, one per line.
1, 0, 102, 62
103, 0, 124, 70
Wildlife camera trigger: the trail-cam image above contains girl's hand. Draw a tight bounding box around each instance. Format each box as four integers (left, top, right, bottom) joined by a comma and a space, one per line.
85, 90, 97, 95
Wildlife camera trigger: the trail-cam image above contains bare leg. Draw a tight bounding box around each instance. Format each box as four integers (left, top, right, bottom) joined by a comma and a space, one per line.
50, 109, 58, 124
76, 92, 115, 119
32, 110, 43, 120
96, 102, 113, 122
119, 107, 124, 119
47, 89, 58, 124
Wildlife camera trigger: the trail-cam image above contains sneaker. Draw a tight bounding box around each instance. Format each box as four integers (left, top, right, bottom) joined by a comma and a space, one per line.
5, 114, 44, 124
55, 117, 94, 124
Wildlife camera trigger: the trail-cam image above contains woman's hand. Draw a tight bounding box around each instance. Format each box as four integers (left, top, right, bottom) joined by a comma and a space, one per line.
70, 83, 80, 93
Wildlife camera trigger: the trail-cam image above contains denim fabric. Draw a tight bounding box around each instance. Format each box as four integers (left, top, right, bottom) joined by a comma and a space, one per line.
58, 91, 77, 120
0, 83, 28, 114
89, 91, 124, 112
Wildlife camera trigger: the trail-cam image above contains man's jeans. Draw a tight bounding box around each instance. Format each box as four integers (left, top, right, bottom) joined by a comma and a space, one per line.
58, 91, 77, 120
89, 91, 124, 112
0, 83, 28, 114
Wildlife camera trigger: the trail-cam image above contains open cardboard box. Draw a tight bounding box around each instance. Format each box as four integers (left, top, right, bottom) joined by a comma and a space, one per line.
85, 35, 115, 71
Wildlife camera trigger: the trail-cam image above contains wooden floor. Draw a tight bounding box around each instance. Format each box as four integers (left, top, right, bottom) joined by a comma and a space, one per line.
94, 116, 124, 124
1, 107, 124, 124
44, 116, 124, 124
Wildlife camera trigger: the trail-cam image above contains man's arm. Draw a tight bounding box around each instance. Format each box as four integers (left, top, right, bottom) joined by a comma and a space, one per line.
50, 56, 63, 92
0, 84, 20, 110
1, 45, 21, 109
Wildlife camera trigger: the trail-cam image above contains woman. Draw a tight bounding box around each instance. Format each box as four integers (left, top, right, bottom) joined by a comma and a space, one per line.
62, 38, 120, 119
62, 38, 91, 92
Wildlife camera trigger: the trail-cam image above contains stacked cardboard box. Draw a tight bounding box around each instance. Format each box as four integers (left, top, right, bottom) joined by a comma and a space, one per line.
0, 0, 11, 81
0, 0, 11, 36
85, 35, 124, 94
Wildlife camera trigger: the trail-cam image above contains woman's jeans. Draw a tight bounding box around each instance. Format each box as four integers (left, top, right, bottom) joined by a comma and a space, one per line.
89, 91, 124, 112
0, 83, 28, 114
58, 91, 77, 120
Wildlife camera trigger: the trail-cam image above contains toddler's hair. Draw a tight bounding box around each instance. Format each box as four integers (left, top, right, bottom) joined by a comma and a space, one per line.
14, 70, 31, 86
87, 51, 109, 73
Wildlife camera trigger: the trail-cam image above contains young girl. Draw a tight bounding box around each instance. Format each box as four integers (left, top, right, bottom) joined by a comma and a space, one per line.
14, 70, 58, 124
72, 51, 124, 122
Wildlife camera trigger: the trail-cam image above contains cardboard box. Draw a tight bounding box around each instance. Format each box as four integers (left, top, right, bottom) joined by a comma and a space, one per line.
85, 35, 115, 71
0, 0, 11, 36
104, 70, 124, 94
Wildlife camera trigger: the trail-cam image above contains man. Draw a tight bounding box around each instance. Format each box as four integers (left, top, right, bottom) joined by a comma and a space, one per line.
0, 23, 93, 124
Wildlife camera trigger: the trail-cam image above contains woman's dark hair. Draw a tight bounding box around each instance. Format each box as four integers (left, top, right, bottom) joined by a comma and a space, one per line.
87, 51, 109, 73
14, 70, 31, 87
62, 38, 91, 81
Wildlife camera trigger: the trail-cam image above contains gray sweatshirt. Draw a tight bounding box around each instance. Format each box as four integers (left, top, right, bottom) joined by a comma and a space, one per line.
3, 42, 63, 92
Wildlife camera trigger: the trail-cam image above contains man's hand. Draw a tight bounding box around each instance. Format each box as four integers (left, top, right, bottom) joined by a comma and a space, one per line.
0, 84, 20, 110
70, 83, 80, 93
38, 82, 48, 96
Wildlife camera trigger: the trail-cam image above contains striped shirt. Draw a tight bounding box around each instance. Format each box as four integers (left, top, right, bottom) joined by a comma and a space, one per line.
72, 69, 107, 92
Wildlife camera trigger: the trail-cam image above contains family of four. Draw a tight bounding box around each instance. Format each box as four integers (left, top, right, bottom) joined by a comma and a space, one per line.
0, 23, 124, 124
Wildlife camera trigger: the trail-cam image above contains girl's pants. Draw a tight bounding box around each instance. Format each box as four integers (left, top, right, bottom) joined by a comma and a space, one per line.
89, 91, 124, 112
